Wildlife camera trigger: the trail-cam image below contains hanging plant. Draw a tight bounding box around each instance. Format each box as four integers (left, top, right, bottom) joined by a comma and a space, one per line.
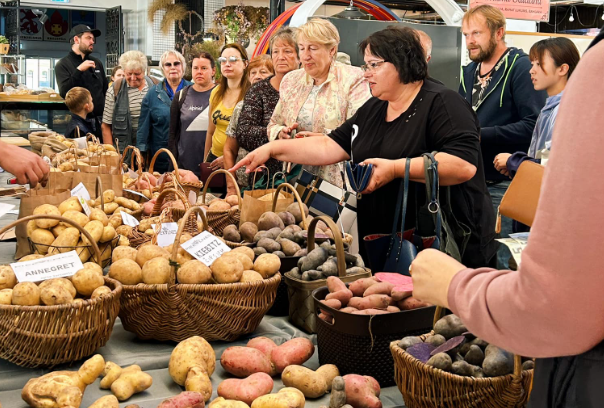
148, 0, 188, 35
213, 3, 269, 42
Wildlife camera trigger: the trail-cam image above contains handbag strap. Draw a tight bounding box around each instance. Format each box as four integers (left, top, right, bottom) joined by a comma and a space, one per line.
387, 158, 411, 257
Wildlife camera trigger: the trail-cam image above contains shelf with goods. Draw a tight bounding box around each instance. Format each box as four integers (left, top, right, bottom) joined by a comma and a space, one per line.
0, 54, 25, 87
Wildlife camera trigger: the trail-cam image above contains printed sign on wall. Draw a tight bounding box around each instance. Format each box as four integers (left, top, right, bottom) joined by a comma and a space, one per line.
19, 9, 43, 40
43, 9, 70, 42
470, 0, 550, 22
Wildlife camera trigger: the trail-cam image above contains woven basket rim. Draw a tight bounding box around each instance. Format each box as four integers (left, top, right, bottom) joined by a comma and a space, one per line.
119, 272, 281, 290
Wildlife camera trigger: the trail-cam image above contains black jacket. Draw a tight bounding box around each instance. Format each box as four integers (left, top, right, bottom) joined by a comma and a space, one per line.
459, 47, 547, 181
55, 50, 108, 118
64, 112, 102, 140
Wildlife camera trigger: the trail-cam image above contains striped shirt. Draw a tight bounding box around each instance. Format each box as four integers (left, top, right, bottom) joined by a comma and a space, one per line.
102, 82, 150, 130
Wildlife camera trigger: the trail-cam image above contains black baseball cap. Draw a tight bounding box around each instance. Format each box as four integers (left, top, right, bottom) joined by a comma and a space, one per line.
70, 24, 101, 39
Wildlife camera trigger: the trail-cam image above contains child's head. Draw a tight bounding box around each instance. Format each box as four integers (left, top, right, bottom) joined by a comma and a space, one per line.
65, 87, 93, 114
529, 37, 580, 94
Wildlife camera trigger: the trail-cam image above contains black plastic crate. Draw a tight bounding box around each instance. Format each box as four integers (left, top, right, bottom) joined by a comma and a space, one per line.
312, 286, 435, 387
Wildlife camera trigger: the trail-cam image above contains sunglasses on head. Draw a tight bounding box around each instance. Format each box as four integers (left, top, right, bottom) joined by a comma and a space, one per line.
164, 61, 181, 68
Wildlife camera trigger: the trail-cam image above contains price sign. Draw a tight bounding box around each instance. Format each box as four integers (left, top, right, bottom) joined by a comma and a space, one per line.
151, 222, 178, 248
180, 231, 231, 266
77, 196, 92, 216
71, 182, 91, 201
121, 211, 140, 227
11, 251, 84, 282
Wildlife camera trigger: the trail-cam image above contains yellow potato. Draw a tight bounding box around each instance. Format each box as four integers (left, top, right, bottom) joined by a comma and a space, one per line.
72, 268, 104, 296
115, 225, 132, 236
58, 197, 83, 214
103, 190, 115, 203
90, 209, 109, 226
177, 260, 212, 284
18, 254, 44, 262
61, 210, 90, 228
103, 202, 119, 214
12, 282, 41, 306
83, 262, 103, 276
76, 239, 92, 263
39, 278, 76, 298
52, 224, 68, 238
253, 254, 281, 279
0, 289, 12, 305
240, 270, 264, 283
223, 251, 253, 270
40, 283, 74, 305
109, 259, 143, 285
135, 245, 169, 268
30, 229, 55, 255
82, 220, 104, 245
91, 285, 112, 299
33, 204, 61, 229
211, 256, 244, 284
48, 228, 80, 255
141, 257, 171, 284
231, 246, 255, 262
118, 235, 130, 247
0, 265, 17, 289
109, 214, 123, 229
100, 225, 117, 243
26, 220, 38, 238
112, 246, 138, 263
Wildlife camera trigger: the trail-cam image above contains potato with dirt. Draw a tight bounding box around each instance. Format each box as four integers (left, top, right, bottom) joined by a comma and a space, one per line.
169, 336, 216, 402
0, 265, 17, 290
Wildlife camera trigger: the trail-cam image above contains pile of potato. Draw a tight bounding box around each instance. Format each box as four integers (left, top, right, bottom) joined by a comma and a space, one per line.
0, 262, 112, 306
286, 243, 366, 282
28, 193, 130, 264
108, 243, 281, 286
198, 194, 240, 213
398, 314, 534, 378
51, 141, 119, 172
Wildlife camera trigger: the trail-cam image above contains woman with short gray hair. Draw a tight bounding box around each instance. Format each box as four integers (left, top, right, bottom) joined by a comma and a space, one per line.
102, 50, 156, 153
137, 49, 191, 173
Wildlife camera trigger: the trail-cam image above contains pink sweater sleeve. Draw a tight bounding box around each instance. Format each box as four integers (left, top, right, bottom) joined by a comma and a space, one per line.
447, 41, 604, 358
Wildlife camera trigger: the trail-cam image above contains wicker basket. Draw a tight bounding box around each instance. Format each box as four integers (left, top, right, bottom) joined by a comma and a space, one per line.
313, 286, 435, 387
390, 306, 534, 408
285, 216, 371, 333
118, 206, 281, 342
0, 214, 122, 368
150, 148, 203, 200
199, 169, 242, 236
120, 146, 152, 203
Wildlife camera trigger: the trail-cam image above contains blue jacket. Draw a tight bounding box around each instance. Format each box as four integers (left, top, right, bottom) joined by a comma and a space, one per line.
459, 47, 547, 181
137, 79, 191, 173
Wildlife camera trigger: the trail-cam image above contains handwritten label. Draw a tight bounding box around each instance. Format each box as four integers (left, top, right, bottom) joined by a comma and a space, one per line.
121, 211, 140, 227
151, 222, 178, 248
123, 189, 149, 201
11, 251, 84, 282
71, 182, 91, 201
77, 196, 92, 216
181, 231, 231, 267
497, 232, 530, 267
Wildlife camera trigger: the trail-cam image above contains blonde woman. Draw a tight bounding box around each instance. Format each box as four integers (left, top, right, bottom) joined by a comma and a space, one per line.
267, 18, 371, 186
102, 50, 157, 151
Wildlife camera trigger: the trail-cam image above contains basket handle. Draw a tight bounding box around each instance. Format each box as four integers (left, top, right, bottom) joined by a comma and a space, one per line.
8, 214, 102, 266
148, 148, 180, 178
431, 306, 525, 379
201, 169, 241, 207
95, 176, 105, 212
126, 171, 151, 195
307, 216, 346, 278
271, 183, 308, 230
119, 146, 141, 174
152, 188, 191, 216
250, 165, 268, 192
169, 206, 209, 282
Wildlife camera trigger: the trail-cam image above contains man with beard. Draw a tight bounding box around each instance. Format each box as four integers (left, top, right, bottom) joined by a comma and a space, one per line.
459, 5, 546, 268
55, 25, 108, 121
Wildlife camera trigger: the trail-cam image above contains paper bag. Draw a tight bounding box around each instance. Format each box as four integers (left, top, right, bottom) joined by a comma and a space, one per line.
239, 188, 294, 226
15, 188, 72, 259
48, 172, 123, 197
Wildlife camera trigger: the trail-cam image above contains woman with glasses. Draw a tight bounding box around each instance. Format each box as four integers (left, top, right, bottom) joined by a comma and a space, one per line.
168, 51, 216, 174
234, 27, 496, 268
137, 50, 191, 173
204, 44, 250, 186
267, 18, 370, 187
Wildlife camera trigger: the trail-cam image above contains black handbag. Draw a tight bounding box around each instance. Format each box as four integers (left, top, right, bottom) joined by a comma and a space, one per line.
345, 161, 373, 195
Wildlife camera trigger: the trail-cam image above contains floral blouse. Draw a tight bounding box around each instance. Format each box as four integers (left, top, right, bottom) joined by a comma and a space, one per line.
267, 61, 371, 186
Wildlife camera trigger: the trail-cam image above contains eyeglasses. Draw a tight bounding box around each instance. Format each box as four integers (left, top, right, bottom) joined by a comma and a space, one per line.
164, 61, 181, 68
218, 56, 244, 64
361, 60, 386, 72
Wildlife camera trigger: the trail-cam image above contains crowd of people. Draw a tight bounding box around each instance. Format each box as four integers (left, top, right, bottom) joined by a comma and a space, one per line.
4, 7, 604, 406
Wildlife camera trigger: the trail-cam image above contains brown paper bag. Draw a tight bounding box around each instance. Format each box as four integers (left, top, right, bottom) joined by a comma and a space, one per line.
239, 188, 293, 226
48, 172, 123, 197
15, 188, 72, 259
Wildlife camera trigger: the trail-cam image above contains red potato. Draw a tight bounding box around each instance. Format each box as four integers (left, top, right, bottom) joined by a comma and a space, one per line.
343, 374, 382, 408
349, 295, 391, 310
142, 199, 156, 216
326, 276, 347, 292
271, 338, 315, 374
217, 373, 274, 405
320, 299, 342, 310
349, 277, 380, 297
220, 346, 273, 378
363, 282, 395, 297
398, 297, 432, 310
387, 306, 401, 313
319, 312, 333, 323
247, 337, 278, 359
325, 288, 353, 306
391, 283, 413, 301
352, 309, 390, 315
157, 391, 205, 408
340, 307, 358, 313
374, 273, 411, 286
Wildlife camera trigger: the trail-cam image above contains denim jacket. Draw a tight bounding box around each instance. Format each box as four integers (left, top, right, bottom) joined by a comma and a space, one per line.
137, 80, 191, 173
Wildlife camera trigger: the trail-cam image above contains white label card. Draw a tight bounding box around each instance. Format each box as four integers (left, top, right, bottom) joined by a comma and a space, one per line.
496, 233, 530, 267
0, 203, 15, 218
127, 170, 138, 179
71, 182, 91, 201
151, 222, 178, 248
74, 137, 87, 149
121, 211, 140, 227
181, 231, 231, 267
11, 251, 84, 283
123, 189, 149, 201
77, 196, 92, 216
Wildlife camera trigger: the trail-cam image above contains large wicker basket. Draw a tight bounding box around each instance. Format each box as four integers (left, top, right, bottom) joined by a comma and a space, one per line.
0, 214, 122, 368
118, 206, 281, 342
390, 306, 534, 408
285, 216, 371, 333
199, 169, 242, 236
150, 148, 203, 200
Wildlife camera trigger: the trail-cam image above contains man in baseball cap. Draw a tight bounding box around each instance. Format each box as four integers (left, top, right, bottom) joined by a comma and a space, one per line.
55, 25, 108, 122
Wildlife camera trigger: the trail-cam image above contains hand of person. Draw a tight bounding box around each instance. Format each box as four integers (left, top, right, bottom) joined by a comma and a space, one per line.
410, 249, 467, 308
295, 131, 324, 138
0, 143, 49, 188
359, 158, 397, 194
77, 60, 96, 71
230, 145, 272, 174
493, 153, 511, 177
278, 123, 299, 139
209, 155, 224, 171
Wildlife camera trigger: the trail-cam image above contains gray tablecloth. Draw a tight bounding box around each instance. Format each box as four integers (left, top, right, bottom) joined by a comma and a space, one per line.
0, 171, 406, 408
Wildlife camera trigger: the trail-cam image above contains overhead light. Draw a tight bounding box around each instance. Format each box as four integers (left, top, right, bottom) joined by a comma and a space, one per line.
568, 7, 574, 22
332, 0, 375, 20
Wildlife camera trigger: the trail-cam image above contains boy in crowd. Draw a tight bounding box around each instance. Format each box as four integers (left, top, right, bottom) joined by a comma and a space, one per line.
64, 87, 102, 140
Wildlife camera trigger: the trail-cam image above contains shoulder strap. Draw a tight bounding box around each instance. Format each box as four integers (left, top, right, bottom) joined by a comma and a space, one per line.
178, 85, 191, 109
113, 78, 122, 101
145, 76, 159, 86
